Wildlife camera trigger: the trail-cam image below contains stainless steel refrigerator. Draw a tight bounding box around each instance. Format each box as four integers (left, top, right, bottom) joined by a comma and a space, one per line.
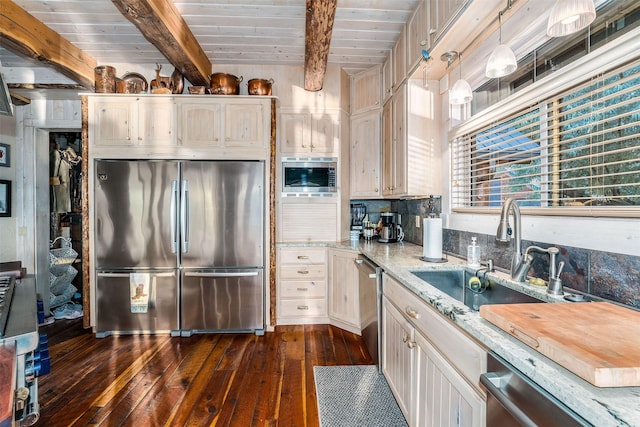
94, 159, 264, 336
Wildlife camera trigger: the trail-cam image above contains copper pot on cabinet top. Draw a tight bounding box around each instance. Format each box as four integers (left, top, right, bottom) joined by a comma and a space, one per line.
247, 78, 274, 96
209, 73, 243, 95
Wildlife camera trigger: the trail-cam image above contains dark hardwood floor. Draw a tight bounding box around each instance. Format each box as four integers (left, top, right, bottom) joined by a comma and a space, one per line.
35, 320, 374, 426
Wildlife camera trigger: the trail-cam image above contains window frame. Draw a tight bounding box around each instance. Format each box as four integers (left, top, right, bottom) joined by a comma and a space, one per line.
448, 26, 640, 218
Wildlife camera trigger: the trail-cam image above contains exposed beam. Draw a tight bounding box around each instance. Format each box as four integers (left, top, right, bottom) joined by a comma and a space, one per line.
0, 0, 97, 89
111, 0, 211, 87
304, 0, 337, 91
10, 92, 30, 106
8, 83, 85, 91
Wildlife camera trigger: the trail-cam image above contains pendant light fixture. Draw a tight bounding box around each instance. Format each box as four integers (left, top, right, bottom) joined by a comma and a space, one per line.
547, 0, 596, 37
442, 51, 473, 105
485, 6, 518, 78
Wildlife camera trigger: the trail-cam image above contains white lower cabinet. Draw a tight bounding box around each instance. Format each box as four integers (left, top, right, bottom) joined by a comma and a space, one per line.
382, 274, 486, 427
382, 296, 415, 419
277, 247, 328, 324
327, 248, 360, 333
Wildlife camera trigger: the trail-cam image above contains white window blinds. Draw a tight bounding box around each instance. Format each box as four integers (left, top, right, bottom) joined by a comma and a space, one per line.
451, 58, 640, 213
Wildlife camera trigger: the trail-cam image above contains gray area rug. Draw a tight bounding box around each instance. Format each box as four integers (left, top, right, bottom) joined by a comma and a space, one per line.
314, 365, 408, 427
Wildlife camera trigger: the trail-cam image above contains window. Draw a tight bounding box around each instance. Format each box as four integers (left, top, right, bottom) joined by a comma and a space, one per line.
451, 57, 640, 214
472, 0, 640, 114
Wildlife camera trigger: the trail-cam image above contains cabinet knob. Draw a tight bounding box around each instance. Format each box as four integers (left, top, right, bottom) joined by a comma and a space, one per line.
297, 305, 309, 310
297, 255, 309, 260
405, 307, 420, 319
407, 341, 416, 349
297, 270, 309, 275
402, 332, 409, 343
375, 188, 379, 192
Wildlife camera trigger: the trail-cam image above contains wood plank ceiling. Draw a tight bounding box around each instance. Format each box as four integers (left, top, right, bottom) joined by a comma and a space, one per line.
1, 0, 420, 91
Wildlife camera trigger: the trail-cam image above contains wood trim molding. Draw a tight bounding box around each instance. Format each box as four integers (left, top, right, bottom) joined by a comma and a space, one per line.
111, 0, 211, 87
81, 96, 91, 329
269, 98, 277, 327
304, 0, 337, 91
0, 0, 97, 89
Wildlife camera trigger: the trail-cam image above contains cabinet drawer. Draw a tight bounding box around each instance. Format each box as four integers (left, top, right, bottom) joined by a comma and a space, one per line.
279, 247, 326, 264
280, 280, 326, 298
278, 298, 327, 317
383, 274, 486, 388
279, 265, 326, 280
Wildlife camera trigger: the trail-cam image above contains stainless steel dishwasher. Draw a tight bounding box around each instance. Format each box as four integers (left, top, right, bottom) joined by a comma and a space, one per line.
354, 255, 382, 371
480, 352, 590, 426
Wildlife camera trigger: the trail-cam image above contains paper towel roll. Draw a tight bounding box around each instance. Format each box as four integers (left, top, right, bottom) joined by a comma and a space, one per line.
423, 217, 443, 261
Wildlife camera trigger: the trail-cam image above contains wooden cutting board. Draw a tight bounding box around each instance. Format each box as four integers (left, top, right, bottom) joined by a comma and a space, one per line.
480, 302, 640, 387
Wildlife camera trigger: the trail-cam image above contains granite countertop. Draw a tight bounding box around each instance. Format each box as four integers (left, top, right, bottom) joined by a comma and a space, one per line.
278, 240, 640, 426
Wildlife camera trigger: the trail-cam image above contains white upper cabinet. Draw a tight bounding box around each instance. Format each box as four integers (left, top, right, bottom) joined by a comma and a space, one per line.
429, 0, 469, 47
177, 102, 222, 147
280, 113, 309, 154
350, 111, 381, 198
392, 25, 407, 90
382, 80, 442, 198
351, 65, 382, 115
406, 0, 428, 75
280, 112, 337, 155
382, 52, 393, 104
91, 96, 175, 147
223, 102, 265, 148
89, 95, 271, 158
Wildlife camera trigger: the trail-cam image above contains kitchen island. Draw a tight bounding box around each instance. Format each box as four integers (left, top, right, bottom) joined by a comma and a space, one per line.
282, 240, 640, 426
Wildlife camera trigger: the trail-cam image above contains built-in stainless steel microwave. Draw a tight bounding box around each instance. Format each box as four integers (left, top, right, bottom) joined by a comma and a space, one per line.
282, 157, 337, 194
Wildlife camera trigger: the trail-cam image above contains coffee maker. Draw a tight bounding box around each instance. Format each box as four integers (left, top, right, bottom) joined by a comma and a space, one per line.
378, 212, 404, 243
350, 204, 367, 234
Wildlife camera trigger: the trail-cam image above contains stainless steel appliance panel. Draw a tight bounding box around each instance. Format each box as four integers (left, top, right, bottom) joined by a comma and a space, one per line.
480, 352, 588, 427
95, 160, 179, 269
181, 269, 264, 331
180, 161, 264, 268
281, 157, 337, 194
96, 271, 179, 333
355, 256, 382, 370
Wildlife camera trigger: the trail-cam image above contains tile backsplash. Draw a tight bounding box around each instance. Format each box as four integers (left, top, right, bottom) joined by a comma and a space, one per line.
353, 198, 640, 309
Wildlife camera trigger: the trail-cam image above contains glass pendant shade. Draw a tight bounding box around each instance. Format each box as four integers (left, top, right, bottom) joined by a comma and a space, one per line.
450, 78, 473, 105
486, 44, 518, 78
547, 0, 596, 37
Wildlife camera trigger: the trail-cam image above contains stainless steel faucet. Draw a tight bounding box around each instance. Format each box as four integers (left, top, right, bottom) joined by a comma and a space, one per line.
496, 198, 526, 281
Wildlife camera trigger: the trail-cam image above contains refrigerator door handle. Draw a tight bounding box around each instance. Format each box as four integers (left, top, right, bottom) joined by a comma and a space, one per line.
96, 272, 176, 278
171, 180, 178, 253
181, 179, 189, 253
184, 271, 259, 278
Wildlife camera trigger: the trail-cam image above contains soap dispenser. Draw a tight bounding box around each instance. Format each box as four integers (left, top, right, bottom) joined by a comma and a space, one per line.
467, 237, 481, 268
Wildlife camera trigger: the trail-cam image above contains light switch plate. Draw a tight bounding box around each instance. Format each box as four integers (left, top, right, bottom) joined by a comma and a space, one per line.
415, 215, 421, 228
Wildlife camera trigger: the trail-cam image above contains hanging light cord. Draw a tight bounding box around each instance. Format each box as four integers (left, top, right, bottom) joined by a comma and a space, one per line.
459, 0, 516, 59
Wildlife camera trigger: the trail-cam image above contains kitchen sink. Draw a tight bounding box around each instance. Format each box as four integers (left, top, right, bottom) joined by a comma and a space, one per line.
411, 270, 543, 311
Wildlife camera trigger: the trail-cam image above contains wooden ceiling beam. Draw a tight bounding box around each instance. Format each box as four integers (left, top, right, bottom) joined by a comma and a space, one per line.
0, 0, 97, 89
304, 0, 337, 92
111, 0, 211, 87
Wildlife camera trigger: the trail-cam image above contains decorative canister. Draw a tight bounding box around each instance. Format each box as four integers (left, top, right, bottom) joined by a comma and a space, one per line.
115, 78, 127, 93
94, 66, 116, 93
